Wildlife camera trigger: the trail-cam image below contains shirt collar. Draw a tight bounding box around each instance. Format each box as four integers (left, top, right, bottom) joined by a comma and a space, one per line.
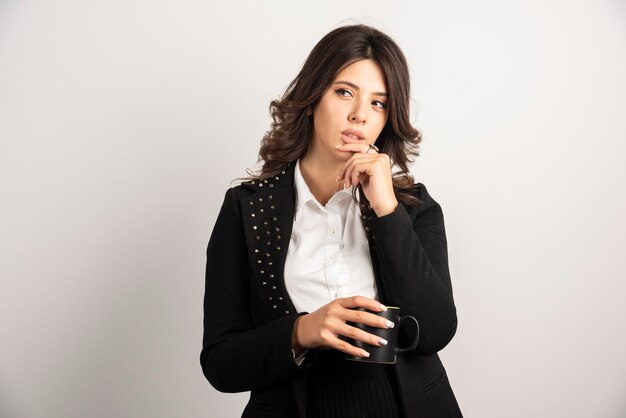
294, 159, 353, 219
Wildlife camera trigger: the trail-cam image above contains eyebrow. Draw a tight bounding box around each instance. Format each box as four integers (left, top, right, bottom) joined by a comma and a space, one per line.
333, 80, 388, 97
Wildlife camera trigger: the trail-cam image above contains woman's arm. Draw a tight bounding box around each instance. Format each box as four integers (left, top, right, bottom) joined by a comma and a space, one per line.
367, 184, 458, 356
200, 188, 302, 393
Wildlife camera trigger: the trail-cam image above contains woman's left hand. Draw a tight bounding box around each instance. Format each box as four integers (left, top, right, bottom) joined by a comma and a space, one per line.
336, 143, 398, 217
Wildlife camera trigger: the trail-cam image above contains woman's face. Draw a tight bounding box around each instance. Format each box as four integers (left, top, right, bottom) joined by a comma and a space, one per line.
308, 59, 389, 163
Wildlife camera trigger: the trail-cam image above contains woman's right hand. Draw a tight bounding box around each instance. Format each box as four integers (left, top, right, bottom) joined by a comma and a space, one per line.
291, 296, 395, 358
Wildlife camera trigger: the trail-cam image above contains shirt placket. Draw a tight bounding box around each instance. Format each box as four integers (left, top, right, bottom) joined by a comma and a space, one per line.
325, 200, 347, 300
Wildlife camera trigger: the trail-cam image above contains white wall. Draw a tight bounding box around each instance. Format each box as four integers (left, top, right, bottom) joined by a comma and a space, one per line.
1, 1, 625, 417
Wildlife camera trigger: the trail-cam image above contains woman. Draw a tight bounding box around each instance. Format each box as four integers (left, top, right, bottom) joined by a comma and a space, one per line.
201, 24, 462, 417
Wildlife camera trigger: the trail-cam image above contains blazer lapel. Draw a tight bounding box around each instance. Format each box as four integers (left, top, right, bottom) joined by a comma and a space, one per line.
240, 164, 298, 320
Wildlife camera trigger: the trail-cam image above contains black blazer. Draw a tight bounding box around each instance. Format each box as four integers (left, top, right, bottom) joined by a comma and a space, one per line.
201, 163, 462, 417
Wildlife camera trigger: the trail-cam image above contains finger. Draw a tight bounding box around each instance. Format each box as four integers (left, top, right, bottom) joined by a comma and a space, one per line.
328, 334, 371, 358
340, 308, 395, 330
338, 295, 386, 312
348, 160, 377, 187
336, 143, 371, 154
357, 173, 368, 187
349, 155, 393, 186
337, 154, 377, 187
337, 322, 389, 347
342, 157, 379, 187
349, 161, 367, 186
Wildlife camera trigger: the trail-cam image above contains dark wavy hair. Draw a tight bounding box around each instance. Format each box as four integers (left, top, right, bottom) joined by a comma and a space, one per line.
252, 24, 422, 207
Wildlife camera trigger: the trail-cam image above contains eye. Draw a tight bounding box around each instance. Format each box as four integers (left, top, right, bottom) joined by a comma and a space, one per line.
335, 88, 353, 97
372, 100, 387, 109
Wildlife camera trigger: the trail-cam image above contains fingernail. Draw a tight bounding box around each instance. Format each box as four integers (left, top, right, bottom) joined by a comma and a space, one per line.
335, 176, 340, 182
386, 320, 395, 329
362, 350, 370, 357
335, 144, 342, 149
379, 304, 387, 311
379, 338, 388, 346
344, 182, 348, 189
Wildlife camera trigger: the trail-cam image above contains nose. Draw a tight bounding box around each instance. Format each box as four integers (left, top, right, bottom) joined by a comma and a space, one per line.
349, 113, 365, 123
348, 100, 367, 124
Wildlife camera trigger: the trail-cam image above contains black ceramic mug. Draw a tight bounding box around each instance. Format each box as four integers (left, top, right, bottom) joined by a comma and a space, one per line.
344, 306, 420, 364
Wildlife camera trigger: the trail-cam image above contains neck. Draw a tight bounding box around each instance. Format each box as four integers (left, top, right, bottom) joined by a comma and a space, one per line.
299, 152, 345, 206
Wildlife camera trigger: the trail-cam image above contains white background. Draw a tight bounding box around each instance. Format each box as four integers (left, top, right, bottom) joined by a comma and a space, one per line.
1, 1, 625, 417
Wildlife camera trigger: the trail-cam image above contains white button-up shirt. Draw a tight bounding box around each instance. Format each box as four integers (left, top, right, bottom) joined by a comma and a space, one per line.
284, 160, 378, 314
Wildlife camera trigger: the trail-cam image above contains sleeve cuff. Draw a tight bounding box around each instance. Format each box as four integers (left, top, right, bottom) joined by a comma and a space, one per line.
368, 203, 412, 238
292, 348, 309, 366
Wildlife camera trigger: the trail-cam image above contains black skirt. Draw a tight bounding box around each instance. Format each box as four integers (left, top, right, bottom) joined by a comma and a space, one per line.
306, 349, 403, 418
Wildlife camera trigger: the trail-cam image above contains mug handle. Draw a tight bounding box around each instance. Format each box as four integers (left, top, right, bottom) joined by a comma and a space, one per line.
397, 315, 420, 353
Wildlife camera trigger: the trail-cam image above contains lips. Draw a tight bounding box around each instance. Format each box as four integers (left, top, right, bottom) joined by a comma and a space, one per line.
341, 129, 365, 143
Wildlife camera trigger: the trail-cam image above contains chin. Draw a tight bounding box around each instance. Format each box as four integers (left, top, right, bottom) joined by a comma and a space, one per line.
333, 149, 351, 161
